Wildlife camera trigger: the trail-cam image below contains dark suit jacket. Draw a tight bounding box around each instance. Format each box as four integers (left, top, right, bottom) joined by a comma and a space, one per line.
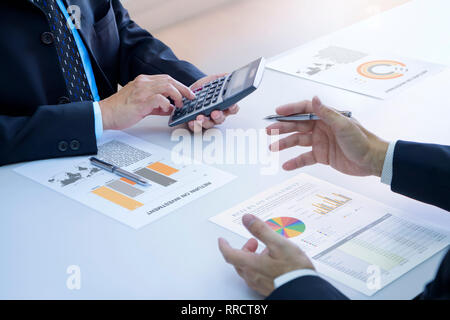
268, 142, 450, 300
0, 0, 205, 166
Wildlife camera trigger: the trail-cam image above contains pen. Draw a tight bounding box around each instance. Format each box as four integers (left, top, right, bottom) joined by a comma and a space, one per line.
264, 111, 352, 122
89, 157, 149, 186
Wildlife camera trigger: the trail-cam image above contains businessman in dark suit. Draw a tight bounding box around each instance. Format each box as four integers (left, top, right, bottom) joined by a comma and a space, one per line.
218, 97, 450, 300
0, 0, 239, 166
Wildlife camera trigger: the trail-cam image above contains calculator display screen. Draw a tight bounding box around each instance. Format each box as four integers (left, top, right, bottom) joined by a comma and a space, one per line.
225, 62, 258, 98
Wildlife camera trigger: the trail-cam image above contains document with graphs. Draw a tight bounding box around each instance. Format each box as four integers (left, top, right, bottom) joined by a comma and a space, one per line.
210, 174, 449, 296
267, 44, 444, 99
15, 131, 235, 229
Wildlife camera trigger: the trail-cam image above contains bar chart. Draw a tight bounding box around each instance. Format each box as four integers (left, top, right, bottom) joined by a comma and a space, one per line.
91, 161, 180, 211
92, 185, 144, 211
16, 131, 236, 229
312, 193, 352, 215
135, 166, 177, 187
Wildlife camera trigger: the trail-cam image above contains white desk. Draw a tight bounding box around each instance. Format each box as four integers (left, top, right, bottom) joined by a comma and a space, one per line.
1, 0, 449, 299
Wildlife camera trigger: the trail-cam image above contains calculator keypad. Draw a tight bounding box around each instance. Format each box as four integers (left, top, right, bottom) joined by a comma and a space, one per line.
172, 76, 228, 121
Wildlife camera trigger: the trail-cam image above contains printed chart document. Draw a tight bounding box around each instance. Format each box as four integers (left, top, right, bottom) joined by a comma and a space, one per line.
210, 174, 449, 296
267, 44, 444, 99
16, 131, 235, 229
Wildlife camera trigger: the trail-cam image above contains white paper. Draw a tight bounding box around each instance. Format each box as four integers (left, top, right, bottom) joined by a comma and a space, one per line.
210, 173, 449, 296
15, 131, 235, 229
267, 44, 445, 99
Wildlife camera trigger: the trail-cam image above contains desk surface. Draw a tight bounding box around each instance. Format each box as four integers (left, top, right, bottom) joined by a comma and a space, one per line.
1, 0, 449, 299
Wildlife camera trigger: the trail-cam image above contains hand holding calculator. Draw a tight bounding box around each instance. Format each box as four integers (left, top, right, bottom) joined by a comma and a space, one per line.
169, 58, 266, 127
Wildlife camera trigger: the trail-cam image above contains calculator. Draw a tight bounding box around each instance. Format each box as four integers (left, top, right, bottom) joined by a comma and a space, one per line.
169, 57, 266, 127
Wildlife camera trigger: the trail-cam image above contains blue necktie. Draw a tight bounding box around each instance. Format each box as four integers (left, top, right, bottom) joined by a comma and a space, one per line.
33, 0, 93, 102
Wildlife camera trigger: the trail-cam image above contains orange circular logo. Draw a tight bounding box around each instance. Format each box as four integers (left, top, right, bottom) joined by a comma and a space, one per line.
357, 60, 407, 80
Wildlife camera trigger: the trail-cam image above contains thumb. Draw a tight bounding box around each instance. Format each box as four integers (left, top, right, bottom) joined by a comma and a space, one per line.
312, 96, 350, 132
242, 214, 285, 251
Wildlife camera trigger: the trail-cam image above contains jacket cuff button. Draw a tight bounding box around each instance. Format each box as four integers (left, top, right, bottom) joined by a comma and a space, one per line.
70, 140, 80, 151
58, 141, 68, 152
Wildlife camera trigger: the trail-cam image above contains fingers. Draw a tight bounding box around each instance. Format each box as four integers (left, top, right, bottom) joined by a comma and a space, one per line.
242, 215, 286, 252
187, 114, 219, 132
154, 83, 184, 108
218, 238, 260, 269
188, 117, 205, 133
223, 104, 240, 116
266, 100, 317, 136
135, 74, 195, 104
191, 74, 227, 91
187, 105, 238, 132
144, 94, 171, 115
149, 106, 174, 116
208, 104, 240, 126
210, 110, 226, 125
266, 121, 314, 136
276, 100, 313, 116
312, 96, 351, 133
283, 151, 317, 171
169, 77, 196, 100
198, 115, 216, 129
235, 238, 258, 277
242, 238, 259, 253
269, 133, 312, 152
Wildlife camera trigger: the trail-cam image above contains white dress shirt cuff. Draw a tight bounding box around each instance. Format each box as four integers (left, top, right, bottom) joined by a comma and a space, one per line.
274, 269, 320, 289
380, 141, 397, 185
92, 101, 103, 140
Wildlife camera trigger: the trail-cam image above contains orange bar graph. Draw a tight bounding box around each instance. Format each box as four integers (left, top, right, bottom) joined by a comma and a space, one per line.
313, 193, 352, 215
92, 186, 143, 211
147, 162, 178, 176
120, 177, 136, 185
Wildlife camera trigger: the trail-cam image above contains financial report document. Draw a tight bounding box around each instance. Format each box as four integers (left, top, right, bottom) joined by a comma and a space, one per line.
267, 44, 444, 99
15, 131, 235, 229
210, 174, 449, 296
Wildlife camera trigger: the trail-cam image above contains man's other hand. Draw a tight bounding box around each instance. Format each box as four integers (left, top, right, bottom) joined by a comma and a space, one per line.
218, 214, 315, 297
266, 97, 389, 177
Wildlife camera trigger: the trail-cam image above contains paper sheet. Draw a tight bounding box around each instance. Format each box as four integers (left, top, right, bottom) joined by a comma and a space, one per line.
210, 173, 449, 296
267, 44, 445, 99
15, 131, 235, 229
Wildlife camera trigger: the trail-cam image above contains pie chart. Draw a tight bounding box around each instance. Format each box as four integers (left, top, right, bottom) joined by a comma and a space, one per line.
266, 217, 306, 239
357, 60, 407, 80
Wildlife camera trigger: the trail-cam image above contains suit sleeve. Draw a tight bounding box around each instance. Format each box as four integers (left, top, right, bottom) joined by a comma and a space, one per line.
419, 250, 450, 300
391, 141, 450, 211
0, 102, 98, 166
111, 0, 206, 87
267, 276, 349, 300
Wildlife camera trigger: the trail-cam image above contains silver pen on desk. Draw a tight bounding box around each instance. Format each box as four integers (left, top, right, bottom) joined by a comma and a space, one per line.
89, 157, 149, 186
264, 111, 352, 122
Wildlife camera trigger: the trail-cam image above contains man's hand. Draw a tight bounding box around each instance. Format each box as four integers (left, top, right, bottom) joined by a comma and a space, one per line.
218, 214, 315, 297
266, 97, 389, 177
187, 74, 240, 131
98, 74, 196, 130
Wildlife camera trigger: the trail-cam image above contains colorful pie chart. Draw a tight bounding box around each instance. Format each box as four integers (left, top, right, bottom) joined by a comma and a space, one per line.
266, 217, 306, 239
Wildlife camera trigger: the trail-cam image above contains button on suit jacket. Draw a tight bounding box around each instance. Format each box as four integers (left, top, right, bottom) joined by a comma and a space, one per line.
0, 0, 205, 166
